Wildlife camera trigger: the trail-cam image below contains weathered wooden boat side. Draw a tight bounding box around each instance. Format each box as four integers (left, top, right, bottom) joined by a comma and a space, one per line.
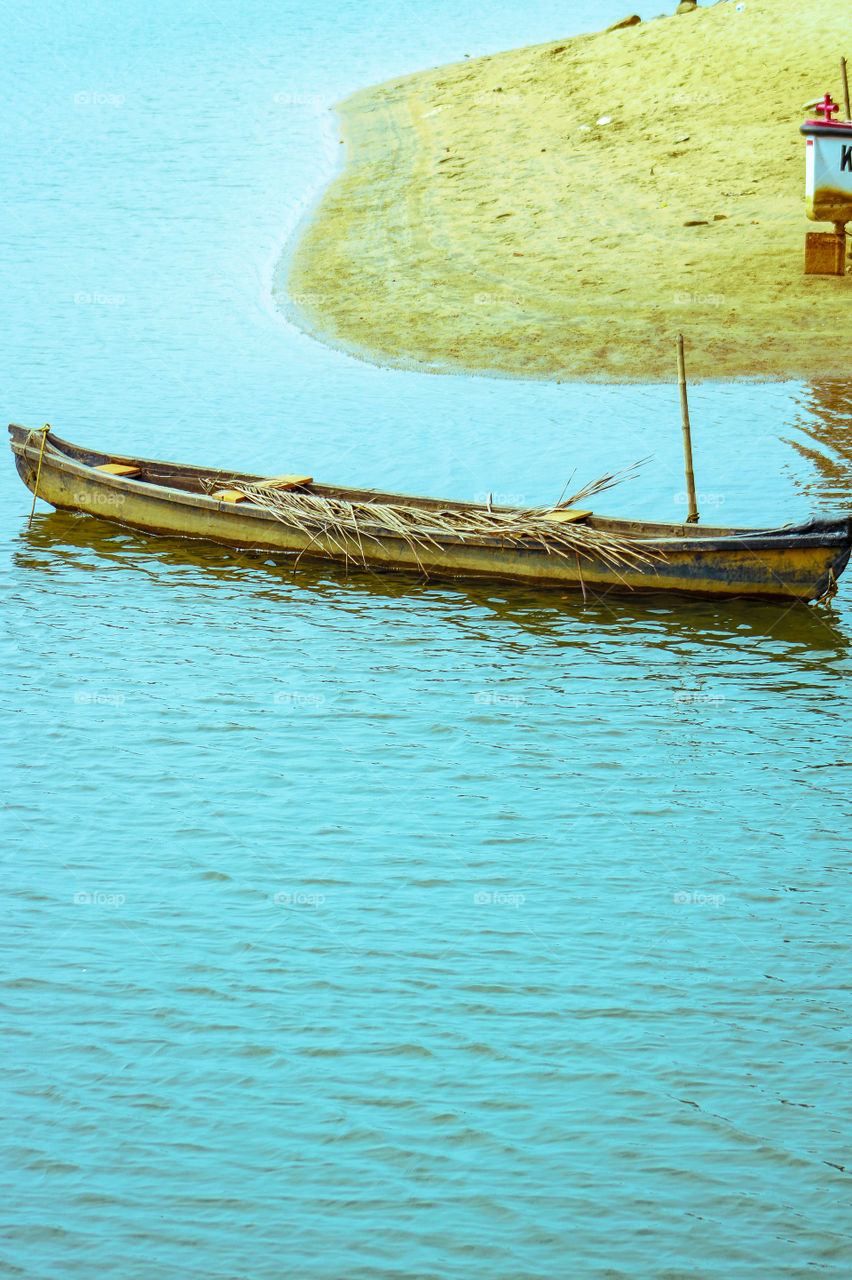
9, 424, 852, 602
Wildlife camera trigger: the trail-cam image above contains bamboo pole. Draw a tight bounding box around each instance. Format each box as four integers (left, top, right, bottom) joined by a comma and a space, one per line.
676, 335, 699, 524
842, 57, 851, 121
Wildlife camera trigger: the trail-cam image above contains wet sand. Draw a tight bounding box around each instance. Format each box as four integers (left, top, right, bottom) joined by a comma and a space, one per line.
278, 0, 852, 382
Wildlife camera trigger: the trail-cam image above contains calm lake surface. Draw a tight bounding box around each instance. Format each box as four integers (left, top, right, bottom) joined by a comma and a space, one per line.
3, 2, 852, 1276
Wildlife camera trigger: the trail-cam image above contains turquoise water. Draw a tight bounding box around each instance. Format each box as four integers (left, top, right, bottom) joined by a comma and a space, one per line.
3, 3, 852, 1277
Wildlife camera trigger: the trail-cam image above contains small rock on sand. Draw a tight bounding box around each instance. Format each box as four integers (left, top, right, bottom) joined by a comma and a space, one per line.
606, 15, 642, 30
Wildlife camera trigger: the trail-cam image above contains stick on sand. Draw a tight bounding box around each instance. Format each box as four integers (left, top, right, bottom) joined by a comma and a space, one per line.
677, 335, 699, 525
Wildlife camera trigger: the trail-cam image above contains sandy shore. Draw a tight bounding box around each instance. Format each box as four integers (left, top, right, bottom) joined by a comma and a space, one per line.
278, 0, 852, 382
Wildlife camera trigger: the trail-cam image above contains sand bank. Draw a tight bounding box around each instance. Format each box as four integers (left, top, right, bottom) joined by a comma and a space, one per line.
278, 0, 852, 382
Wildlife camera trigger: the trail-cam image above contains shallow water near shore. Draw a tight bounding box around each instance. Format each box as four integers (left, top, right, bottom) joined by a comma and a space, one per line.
3, 2, 852, 1278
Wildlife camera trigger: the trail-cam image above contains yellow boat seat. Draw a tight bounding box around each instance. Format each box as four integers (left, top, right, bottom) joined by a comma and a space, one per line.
95, 463, 141, 477
211, 489, 250, 503
211, 474, 313, 503
543, 508, 593, 524
260, 474, 313, 490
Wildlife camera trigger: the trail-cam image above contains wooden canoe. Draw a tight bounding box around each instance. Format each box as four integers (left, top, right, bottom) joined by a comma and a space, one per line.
9, 423, 852, 603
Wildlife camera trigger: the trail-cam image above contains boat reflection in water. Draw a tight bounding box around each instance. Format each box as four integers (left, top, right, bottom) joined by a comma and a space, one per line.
789, 381, 852, 509
15, 503, 851, 662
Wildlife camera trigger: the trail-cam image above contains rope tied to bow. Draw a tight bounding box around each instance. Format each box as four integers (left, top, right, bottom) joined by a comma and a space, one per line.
815, 566, 838, 607
27, 424, 51, 528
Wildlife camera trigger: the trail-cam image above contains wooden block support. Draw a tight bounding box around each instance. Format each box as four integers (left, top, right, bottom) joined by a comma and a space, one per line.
805, 228, 846, 276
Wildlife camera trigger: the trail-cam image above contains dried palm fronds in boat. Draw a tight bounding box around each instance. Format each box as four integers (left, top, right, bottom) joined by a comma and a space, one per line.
223, 469, 663, 574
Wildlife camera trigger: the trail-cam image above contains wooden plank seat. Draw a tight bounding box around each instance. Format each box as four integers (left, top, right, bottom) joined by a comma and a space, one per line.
211, 474, 313, 503
211, 489, 250, 503
260, 474, 313, 490
95, 463, 141, 477
542, 508, 593, 524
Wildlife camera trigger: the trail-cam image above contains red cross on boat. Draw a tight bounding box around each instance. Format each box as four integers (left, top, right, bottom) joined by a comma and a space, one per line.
814, 94, 840, 123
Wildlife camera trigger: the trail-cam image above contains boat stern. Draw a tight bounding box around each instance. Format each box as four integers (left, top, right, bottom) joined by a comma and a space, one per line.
812, 516, 852, 602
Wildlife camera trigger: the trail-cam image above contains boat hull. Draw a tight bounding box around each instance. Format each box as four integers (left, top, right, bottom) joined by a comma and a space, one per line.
10, 426, 852, 602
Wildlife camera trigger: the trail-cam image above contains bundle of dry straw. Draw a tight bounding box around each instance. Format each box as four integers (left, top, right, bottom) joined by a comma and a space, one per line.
205, 462, 661, 574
